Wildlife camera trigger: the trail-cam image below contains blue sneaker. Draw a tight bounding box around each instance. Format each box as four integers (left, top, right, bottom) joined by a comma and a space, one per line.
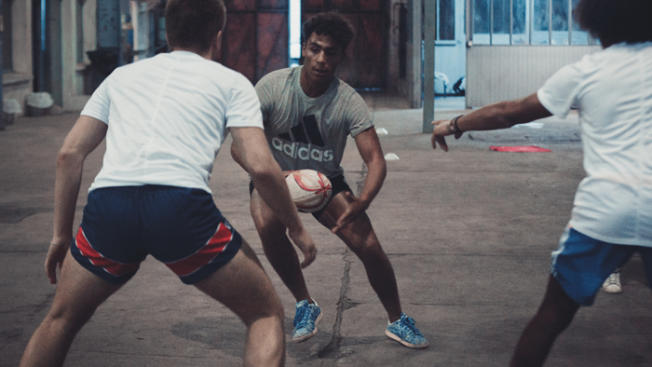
292, 299, 322, 342
385, 313, 429, 349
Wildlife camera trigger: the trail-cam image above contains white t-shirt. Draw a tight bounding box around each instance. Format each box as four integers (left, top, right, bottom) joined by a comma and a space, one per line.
81, 51, 263, 194
537, 42, 652, 247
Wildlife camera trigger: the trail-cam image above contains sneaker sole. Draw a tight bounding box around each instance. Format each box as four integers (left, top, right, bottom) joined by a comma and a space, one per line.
384, 329, 429, 349
292, 311, 323, 343
602, 285, 623, 294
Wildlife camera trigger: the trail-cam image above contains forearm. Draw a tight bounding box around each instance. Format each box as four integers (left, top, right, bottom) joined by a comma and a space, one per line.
456, 100, 520, 132
456, 94, 550, 133
358, 157, 386, 207
52, 154, 84, 245
230, 127, 304, 232
431, 93, 551, 151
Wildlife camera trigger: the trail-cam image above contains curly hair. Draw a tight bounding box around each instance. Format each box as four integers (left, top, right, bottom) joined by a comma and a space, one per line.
302, 12, 355, 51
165, 0, 226, 52
575, 0, 652, 47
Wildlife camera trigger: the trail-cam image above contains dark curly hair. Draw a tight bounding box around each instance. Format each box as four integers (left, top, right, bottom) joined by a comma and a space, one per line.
302, 12, 354, 51
165, 0, 226, 52
575, 0, 652, 47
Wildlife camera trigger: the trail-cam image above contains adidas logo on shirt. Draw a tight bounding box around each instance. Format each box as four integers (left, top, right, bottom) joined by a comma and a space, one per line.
271, 115, 335, 162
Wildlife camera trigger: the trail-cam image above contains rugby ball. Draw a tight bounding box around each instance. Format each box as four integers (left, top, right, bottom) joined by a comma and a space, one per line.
285, 169, 333, 213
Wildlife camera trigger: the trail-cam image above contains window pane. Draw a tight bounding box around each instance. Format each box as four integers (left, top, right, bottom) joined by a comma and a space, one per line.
437, 0, 455, 40
472, 0, 490, 44
289, 0, 301, 59
532, 0, 549, 44
512, 0, 528, 44
492, 0, 510, 45
551, 0, 568, 45
571, 0, 589, 45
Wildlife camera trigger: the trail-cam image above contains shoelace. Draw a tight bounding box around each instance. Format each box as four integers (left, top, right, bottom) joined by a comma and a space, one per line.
399, 316, 424, 337
606, 274, 620, 285
294, 304, 312, 326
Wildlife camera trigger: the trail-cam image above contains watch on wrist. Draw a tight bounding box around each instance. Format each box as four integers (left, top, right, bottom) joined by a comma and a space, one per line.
451, 114, 464, 135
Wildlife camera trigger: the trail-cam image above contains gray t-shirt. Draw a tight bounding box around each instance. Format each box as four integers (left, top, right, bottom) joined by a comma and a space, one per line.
255, 66, 373, 177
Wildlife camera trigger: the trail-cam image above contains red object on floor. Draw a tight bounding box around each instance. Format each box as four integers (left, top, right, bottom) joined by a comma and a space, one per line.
489, 145, 552, 153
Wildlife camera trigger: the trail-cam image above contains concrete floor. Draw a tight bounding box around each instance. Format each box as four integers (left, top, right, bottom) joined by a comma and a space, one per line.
1, 100, 650, 366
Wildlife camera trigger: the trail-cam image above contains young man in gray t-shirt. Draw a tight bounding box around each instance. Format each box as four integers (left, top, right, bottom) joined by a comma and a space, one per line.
250, 13, 428, 349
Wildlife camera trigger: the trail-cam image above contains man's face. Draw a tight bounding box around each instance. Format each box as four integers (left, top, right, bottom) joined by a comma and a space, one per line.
301, 32, 344, 83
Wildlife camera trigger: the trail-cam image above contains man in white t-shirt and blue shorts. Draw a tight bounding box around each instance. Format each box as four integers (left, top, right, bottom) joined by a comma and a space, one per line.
249, 13, 428, 349
431, 0, 652, 365
19, 1, 317, 366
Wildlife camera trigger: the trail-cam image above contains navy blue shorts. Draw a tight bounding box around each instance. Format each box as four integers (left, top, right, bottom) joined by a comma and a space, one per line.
551, 227, 652, 305
249, 174, 352, 220
70, 185, 242, 285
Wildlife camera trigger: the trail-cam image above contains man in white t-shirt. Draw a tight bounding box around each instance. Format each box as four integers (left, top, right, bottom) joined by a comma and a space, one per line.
431, 0, 651, 365
250, 13, 428, 349
19, 1, 316, 366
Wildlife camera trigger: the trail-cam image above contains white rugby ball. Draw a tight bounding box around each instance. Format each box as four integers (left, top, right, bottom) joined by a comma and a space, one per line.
285, 169, 333, 213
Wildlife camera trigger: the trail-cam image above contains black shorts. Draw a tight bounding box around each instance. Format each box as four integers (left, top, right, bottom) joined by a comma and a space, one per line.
249, 174, 352, 220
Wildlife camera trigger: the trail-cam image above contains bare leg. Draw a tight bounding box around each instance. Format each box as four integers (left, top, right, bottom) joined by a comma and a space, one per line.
250, 191, 312, 303
20, 252, 123, 367
510, 275, 580, 367
318, 192, 402, 322
194, 241, 285, 367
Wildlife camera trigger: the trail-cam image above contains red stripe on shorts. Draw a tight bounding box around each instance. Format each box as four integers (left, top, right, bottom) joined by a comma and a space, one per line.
166, 223, 233, 277
75, 228, 138, 277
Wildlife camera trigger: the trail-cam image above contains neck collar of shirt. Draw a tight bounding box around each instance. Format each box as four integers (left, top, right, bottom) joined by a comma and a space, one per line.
294, 65, 337, 103
170, 50, 206, 59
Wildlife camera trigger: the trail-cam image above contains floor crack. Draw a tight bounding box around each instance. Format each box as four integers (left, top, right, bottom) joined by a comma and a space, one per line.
317, 249, 353, 360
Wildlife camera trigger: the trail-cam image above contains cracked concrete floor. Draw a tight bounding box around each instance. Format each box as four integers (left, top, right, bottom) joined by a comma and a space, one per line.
1, 109, 651, 367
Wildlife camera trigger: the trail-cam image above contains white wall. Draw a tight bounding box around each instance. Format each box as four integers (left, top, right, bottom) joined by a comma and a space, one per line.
82, 1, 97, 65
61, 0, 95, 111
466, 45, 601, 107
9, 0, 31, 76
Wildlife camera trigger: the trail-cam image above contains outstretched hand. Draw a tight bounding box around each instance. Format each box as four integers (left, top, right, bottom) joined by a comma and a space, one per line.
431, 119, 463, 151
288, 226, 317, 268
45, 242, 69, 284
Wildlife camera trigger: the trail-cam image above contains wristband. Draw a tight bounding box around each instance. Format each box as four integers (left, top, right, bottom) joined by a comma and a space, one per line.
451, 114, 464, 135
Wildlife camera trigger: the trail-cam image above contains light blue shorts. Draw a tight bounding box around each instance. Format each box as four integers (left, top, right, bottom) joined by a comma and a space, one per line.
551, 227, 652, 306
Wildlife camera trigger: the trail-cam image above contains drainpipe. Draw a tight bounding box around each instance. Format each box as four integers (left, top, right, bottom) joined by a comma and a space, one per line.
422, 0, 435, 133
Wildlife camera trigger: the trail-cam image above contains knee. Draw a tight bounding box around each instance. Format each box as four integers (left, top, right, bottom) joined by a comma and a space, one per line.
257, 223, 286, 247
257, 223, 277, 240
536, 306, 576, 335
43, 304, 94, 335
351, 238, 384, 259
267, 296, 285, 321
245, 294, 284, 327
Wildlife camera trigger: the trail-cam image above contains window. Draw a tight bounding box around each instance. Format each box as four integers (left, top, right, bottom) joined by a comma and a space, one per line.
571, 0, 590, 45
289, 0, 301, 66
2, 0, 12, 71
437, 0, 455, 41
532, 0, 549, 44
472, 0, 593, 46
492, 0, 511, 45
512, 0, 528, 44
551, 0, 569, 45
472, 0, 489, 44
